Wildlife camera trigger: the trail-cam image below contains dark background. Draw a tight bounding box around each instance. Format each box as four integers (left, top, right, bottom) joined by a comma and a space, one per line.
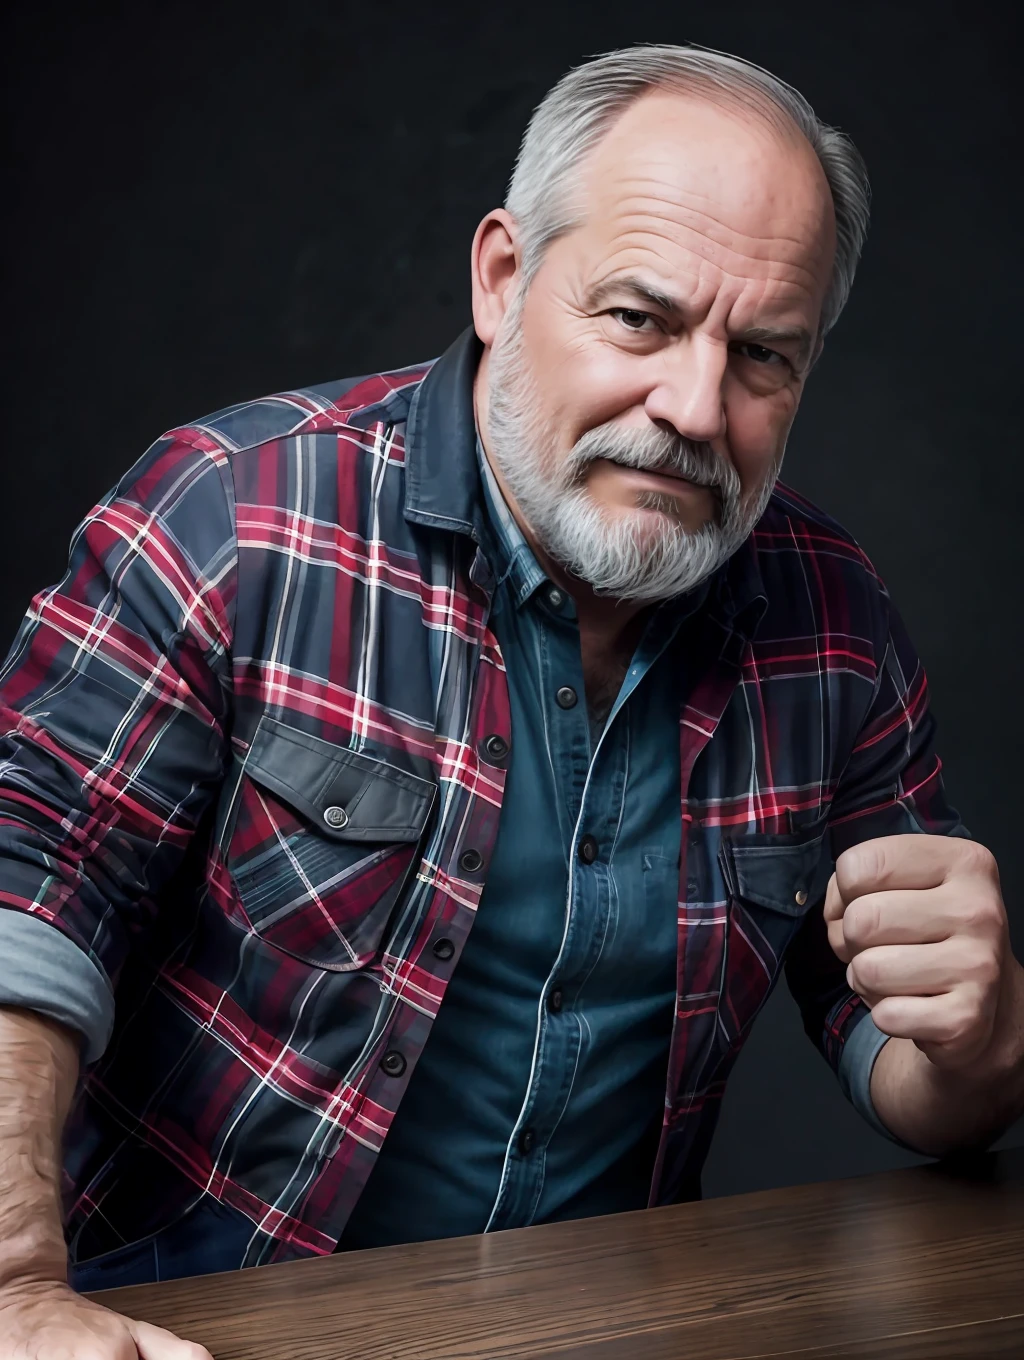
3, 0, 1022, 1193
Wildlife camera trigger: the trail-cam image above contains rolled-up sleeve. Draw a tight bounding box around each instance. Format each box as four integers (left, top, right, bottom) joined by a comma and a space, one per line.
0, 908, 113, 1062
0, 434, 237, 1063
786, 593, 969, 1143
837, 1011, 893, 1138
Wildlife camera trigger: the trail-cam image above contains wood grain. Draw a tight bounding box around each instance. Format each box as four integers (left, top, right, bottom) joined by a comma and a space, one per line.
86, 1149, 1024, 1360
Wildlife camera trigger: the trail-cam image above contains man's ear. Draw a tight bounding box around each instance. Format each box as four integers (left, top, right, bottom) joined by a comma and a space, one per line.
471, 209, 521, 345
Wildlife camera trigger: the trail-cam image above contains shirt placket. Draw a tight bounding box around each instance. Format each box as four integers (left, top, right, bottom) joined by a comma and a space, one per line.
484, 589, 658, 1232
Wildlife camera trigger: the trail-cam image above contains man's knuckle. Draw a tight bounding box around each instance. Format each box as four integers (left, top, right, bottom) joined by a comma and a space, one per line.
840, 840, 885, 890
961, 893, 1004, 938
844, 899, 877, 947
958, 839, 996, 877
946, 998, 980, 1044
981, 958, 1002, 991
868, 841, 889, 876
966, 944, 1001, 988
849, 955, 876, 992
959, 899, 987, 933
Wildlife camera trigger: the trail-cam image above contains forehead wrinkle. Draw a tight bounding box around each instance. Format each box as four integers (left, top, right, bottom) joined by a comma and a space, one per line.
599, 210, 825, 295
579, 99, 836, 308
597, 176, 828, 263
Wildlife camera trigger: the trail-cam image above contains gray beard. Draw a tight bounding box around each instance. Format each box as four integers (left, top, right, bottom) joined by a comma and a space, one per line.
484, 296, 779, 603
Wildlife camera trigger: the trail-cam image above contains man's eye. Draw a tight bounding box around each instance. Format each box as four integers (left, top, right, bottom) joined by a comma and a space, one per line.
735, 342, 785, 366
612, 308, 656, 332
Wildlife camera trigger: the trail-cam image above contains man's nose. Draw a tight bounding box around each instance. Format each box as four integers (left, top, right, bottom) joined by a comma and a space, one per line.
643, 335, 728, 444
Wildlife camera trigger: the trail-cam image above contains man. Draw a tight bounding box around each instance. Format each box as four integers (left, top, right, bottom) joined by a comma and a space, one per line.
1, 42, 1022, 1359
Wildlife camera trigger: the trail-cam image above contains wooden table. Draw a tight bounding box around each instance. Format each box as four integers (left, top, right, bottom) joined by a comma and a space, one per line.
87, 1148, 1024, 1359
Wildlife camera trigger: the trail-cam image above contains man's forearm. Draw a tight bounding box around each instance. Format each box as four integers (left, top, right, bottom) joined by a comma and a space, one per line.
0, 1007, 79, 1289
869, 961, 1024, 1156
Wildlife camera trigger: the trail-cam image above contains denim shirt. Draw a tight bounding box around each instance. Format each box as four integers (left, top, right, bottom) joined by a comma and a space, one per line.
340, 447, 706, 1247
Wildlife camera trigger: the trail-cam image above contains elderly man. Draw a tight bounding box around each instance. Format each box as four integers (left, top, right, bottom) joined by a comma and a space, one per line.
2, 42, 1022, 1358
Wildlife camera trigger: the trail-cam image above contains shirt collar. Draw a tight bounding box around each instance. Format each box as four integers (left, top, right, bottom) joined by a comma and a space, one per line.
403, 326, 485, 541
475, 436, 553, 611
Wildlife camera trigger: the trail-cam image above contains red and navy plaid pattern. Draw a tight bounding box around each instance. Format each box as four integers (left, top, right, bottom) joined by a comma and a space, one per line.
0, 329, 962, 1264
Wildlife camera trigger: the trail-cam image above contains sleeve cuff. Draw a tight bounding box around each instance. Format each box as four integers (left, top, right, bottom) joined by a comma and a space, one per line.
0, 909, 115, 1064
838, 1010, 897, 1141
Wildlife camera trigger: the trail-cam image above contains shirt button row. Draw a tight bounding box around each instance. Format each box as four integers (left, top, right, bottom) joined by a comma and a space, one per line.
577, 834, 599, 865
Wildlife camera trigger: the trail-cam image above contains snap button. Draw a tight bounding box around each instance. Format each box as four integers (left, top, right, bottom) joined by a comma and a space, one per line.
459, 848, 484, 874
546, 586, 565, 610
555, 686, 578, 709
577, 834, 598, 865
481, 733, 510, 763
432, 937, 455, 961
795, 889, 808, 906
380, 1050, 407, 1078
517, 1127, 536, 1155
323, 806, 349, 829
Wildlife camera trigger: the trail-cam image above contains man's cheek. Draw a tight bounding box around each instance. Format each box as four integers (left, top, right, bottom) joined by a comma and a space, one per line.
723, 400, 793, 495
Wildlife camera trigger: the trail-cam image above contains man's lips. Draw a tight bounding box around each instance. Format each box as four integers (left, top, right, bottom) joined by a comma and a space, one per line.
597, 459, 722, 501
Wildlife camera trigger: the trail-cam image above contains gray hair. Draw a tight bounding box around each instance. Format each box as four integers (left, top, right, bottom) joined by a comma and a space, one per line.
505, 44, 871, 338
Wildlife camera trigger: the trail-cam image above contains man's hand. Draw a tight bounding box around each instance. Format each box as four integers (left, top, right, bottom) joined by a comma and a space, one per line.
0, 1279, 213, 1359
824, 834, 1021, 1072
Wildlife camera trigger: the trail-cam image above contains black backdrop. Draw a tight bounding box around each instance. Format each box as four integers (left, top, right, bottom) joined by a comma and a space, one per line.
3, 0, 1022, 1194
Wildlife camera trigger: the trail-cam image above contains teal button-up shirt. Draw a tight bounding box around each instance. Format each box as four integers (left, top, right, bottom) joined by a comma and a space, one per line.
340, 446, 706, 1247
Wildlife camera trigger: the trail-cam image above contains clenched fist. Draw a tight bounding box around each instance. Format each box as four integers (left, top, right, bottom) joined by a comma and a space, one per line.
824, 834, 1018, 1071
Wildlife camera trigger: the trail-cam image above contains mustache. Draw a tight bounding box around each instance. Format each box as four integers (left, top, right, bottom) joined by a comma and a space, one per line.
564, 424, 740, 500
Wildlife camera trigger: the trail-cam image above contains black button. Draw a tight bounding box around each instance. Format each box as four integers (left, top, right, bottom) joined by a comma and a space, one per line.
432, 937, 455, 961
380, 1050, 406, 1078
459, 848, 484, 873
517, 1127, 536, 1155
548, 987, 564, 1014
555, 686, 578, 710
577, 834, 599, 865
481, 733, 510, 763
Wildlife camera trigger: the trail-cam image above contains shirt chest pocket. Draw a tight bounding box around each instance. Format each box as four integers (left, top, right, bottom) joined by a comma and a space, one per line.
716, 828, 833, 1046
226, 717, 437, 971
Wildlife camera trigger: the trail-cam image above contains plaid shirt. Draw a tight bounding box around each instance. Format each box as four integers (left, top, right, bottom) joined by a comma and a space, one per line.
0, 327, 963, 1266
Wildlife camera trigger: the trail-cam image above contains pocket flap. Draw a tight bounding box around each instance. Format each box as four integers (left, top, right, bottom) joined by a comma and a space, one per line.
719, 830, 832, 916
244, 716, 436, 843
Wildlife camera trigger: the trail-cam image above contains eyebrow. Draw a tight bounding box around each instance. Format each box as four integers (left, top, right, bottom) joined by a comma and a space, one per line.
584, 274, 816, 368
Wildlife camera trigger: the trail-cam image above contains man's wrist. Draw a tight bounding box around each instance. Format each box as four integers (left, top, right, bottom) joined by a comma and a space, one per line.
0, 1236, 67, 1293
884, 958, 1024, 1152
